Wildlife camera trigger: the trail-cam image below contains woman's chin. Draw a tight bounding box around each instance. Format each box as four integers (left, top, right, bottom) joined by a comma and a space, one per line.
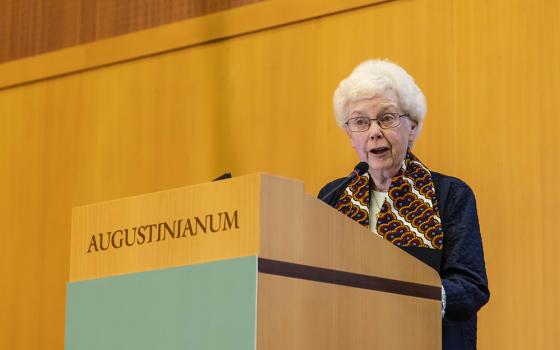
367, 161, 390, 172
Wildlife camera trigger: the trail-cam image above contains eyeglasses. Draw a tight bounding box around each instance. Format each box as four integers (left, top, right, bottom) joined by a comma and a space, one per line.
345, 113, 409, 132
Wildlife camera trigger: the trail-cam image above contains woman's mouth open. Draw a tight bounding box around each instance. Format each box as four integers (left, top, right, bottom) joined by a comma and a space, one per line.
369, 146, 390, 155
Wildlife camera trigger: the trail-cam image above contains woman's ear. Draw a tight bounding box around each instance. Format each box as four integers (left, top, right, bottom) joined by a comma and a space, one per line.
408, 119, 418, 144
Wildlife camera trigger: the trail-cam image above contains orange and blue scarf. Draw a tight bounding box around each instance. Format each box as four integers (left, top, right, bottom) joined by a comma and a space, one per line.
334, 151, 443, 249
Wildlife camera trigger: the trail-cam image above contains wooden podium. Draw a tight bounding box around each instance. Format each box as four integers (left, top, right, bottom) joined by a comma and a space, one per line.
65, 174, 441, 349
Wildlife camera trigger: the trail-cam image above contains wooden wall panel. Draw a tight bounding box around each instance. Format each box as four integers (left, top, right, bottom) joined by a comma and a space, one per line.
1, 0, 559, 349
0, 0, 263, 63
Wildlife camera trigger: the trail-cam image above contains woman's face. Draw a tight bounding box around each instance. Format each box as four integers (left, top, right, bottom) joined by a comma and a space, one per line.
345, 90, 418, 176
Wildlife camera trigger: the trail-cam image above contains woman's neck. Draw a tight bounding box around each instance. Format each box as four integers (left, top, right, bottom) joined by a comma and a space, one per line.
371, 174, 392, 192
370, 167, 400, 192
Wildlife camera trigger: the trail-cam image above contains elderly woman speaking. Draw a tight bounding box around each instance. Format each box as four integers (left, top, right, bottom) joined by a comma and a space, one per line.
318, 60, 489, 350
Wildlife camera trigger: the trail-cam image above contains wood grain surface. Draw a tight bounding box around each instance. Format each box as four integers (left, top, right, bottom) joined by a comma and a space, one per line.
257, 273, 440, 349
1, 0, 559, 349
0, 0, 264, 64
69, 174, 261, 282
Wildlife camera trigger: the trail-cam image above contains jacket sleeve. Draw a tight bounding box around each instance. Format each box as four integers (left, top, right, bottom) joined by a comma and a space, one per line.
440, 181, 490, 321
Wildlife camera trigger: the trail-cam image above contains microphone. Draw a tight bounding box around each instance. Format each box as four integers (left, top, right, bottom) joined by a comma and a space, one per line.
212, 172, 232, 181
319, 162, 369, 202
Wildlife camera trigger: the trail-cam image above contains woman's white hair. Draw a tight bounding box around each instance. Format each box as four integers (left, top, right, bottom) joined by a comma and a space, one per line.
333, 59, 427, 139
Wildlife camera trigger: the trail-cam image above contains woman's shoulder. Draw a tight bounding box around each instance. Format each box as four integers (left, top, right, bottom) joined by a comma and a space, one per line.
431, 171, 474, 194
318, 171, 476, 208
317, 177, 347, 207
430, 171, 478, 217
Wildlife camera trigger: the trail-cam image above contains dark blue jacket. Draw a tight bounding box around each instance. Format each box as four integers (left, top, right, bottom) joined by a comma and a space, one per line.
318, 171, 490, 350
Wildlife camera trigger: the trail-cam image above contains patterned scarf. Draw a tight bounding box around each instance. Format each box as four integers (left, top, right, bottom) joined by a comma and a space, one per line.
334, 151, 443, 249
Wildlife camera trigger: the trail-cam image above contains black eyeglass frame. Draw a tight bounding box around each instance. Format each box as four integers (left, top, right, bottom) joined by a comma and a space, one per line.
344, 113, 410, 132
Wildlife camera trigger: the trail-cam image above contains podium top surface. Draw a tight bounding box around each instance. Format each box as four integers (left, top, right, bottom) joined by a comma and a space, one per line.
70, 173, 440, 288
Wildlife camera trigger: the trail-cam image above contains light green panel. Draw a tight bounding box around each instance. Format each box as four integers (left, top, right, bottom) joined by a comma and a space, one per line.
65, 256, 257, 350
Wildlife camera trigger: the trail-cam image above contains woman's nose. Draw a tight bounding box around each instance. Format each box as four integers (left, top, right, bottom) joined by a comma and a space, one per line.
368, 122, 383, 139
